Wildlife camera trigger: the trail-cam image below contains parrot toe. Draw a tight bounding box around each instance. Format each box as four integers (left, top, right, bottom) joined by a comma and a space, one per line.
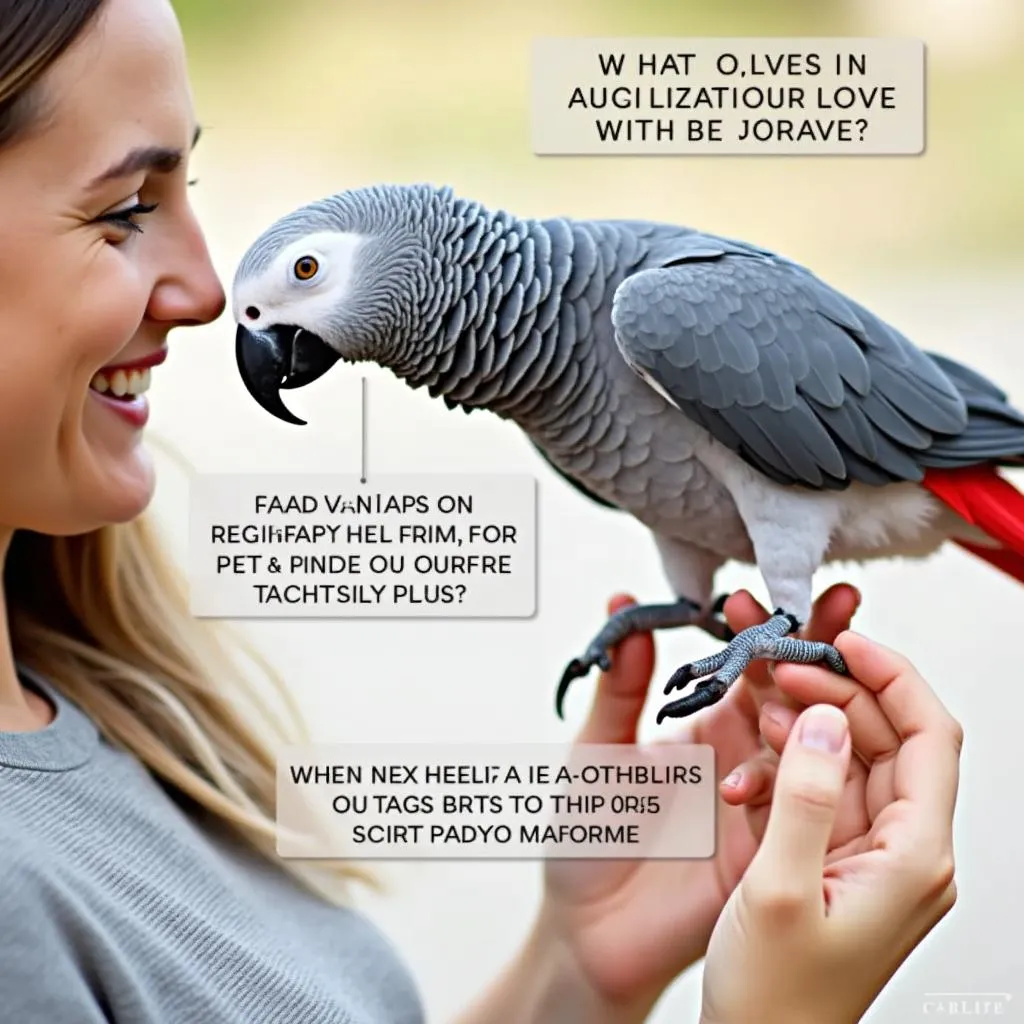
655, 611, 849, 722
555, 642, 623, 718
555, 597, 707, 719
555, 659, 589, 719
657, 679, 729, 723
663, 648, 730, 694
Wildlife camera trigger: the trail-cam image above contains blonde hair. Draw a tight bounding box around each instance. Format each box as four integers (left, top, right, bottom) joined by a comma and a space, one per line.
2, 0, 372, 902
5, 512, 374, 902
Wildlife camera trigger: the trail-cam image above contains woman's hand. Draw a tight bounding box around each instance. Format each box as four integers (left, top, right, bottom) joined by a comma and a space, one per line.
699, 632, 963, 1024
715, 593, 878, 865
532, 587, 862, 1021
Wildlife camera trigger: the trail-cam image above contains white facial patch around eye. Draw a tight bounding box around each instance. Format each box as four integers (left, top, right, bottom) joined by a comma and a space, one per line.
232, 231, 366, 332
276, 231, 366, 336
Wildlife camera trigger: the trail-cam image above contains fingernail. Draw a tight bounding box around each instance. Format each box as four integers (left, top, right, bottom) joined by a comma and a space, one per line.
799, 706, 848, 753
721, 770, 742, 789
762, 701, 787, 728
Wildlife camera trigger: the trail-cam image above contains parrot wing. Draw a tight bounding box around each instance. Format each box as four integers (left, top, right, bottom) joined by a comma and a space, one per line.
610, 237, 1024, 490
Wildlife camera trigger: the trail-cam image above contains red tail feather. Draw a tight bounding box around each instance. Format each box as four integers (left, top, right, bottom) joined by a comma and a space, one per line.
921, 466, 1024, 584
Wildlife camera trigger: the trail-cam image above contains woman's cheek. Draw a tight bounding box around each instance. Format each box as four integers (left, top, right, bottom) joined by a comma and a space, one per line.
0, 343, 67, 531
81, 256, 153, 361
0, 315, 67, 428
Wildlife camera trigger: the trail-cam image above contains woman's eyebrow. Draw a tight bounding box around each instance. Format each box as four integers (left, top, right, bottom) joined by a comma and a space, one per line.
87, 124, 203, 189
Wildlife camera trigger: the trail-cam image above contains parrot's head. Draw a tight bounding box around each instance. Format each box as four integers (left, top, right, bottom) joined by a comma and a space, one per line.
231, 183, 453, 425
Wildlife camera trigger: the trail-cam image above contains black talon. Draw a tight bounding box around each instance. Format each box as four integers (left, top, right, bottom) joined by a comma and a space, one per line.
664, 663, 696, 695
555, 659, 587, 719
657, 678, 729, 723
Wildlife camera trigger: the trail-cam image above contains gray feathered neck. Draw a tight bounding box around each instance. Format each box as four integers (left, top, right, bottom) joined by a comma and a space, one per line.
261, 184, 590, 419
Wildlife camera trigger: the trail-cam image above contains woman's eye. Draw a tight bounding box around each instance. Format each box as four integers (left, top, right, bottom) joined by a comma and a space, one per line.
97, 201, 160, 239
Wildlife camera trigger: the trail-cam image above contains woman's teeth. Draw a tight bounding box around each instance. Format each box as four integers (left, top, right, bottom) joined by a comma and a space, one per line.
90, 367, 152, 399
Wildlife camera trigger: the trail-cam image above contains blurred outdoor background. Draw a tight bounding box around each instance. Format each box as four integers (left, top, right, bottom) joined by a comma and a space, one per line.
150, 0, 1024, 1021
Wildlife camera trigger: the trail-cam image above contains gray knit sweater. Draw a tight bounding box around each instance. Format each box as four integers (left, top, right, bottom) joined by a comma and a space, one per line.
0, 666, 425, 1023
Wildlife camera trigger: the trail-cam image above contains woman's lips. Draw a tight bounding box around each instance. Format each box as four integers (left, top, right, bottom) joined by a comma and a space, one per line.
88, 388, 150, 429
100, 347, 168, 372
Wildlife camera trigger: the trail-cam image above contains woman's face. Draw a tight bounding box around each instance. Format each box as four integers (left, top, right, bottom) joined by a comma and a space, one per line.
0, 0, 224, 538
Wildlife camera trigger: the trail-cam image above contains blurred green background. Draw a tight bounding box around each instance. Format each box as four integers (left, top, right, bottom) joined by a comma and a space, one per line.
172, 0, 1023, 277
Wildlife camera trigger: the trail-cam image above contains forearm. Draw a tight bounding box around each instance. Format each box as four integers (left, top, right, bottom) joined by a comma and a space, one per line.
451, 910, 655, 1024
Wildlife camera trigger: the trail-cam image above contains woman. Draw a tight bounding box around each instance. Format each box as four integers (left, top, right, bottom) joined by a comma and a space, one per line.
0, 0, 962, 1021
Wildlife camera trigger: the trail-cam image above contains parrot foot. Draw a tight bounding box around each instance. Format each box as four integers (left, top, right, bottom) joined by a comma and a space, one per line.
655, 610, 848, 723
699, 592, 736, 644
556, 596, 730, 719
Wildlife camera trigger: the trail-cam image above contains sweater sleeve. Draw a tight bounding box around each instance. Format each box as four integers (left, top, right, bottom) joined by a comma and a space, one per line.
0, 861, 111, 1024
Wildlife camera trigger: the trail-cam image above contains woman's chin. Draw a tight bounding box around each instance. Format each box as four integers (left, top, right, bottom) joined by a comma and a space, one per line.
63, 448, 158, 534
99, 451, 157, 523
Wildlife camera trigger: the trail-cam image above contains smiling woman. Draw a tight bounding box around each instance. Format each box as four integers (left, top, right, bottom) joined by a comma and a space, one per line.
0, 0, 424, 1021
0, 0, 222, 531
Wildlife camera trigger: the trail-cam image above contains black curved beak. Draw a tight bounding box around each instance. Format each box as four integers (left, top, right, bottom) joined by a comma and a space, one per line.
235, 324, 341, 426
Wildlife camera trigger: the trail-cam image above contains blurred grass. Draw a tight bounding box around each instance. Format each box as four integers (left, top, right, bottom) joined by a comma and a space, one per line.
171, 0, 293, 41
173, 0, 1024, 275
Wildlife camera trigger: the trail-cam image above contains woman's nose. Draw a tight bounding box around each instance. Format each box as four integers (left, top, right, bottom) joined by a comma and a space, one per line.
148, 212, 227, 327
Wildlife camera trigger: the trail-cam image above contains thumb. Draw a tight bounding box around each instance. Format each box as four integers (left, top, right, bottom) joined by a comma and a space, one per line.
746, 704, 851, 901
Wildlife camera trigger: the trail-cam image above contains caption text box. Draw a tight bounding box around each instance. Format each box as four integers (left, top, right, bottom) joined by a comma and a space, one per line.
189, 473, 537, 618
532, 36, 925, 155
277, 742, 717, 860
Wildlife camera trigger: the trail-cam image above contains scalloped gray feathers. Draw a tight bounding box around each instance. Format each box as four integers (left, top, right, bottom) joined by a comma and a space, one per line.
528, 438, 623, 511
236, 185, 1024, 502
611, 240, 1024, 491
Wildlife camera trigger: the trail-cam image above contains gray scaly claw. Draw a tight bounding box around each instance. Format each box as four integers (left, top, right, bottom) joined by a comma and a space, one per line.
556, 642, 626, 720
557, 597, 717, 719
656, 611, 848, 723
556, 646, 612, 717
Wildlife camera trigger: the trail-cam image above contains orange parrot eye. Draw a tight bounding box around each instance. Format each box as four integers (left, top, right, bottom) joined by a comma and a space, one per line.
294, 255, 319, 281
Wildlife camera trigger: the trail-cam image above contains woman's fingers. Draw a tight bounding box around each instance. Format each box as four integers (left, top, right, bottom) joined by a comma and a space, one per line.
576, 594, 656, 746
720, 750, 778, 807
742, 704, 853, 906
728, 701, 871, 846
772, 631, 962, 860
834, 632, 962, 743
833, 631, 963, 833
720, 752, 777, 848
768, 661, 902, 768
802, 583, 862, 644
722, 583, 860, 648
757, 700, 800, 752
800, 631, 961, 928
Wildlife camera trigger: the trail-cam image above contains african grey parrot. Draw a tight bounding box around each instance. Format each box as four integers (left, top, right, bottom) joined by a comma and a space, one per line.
230, 183, 1024, 724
